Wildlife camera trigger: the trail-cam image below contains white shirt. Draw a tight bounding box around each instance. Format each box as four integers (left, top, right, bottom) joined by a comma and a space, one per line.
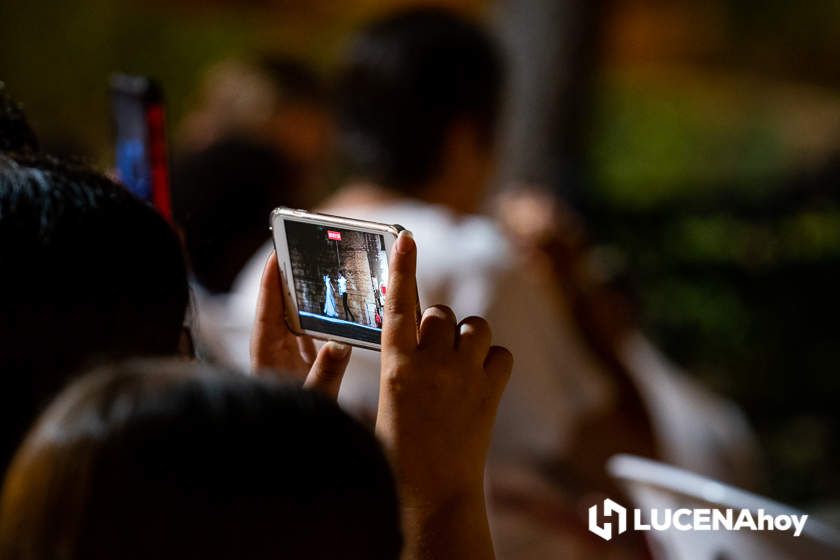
206, 200, 612, 461
337, 275, 348, 295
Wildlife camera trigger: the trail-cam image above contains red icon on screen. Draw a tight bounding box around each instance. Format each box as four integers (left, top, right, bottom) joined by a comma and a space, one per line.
327, 230, 342, 241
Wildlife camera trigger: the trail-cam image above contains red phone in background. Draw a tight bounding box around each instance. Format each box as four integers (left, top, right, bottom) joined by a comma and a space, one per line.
110, 74, 172, 221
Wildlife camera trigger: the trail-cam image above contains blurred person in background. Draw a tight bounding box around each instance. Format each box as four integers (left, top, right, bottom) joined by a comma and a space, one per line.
172, 137, 295, 295
172, 56, 334, 359
0, 88, 190, 475
225, 7, 616, 463
323, 7, 621, 466
498, 186, 758, 483
0, 87, 38, 154
177, 55, 333, 204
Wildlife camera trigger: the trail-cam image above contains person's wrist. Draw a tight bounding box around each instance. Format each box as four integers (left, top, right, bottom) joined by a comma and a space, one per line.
398, 480, 486, 522
398, 484, 493, 559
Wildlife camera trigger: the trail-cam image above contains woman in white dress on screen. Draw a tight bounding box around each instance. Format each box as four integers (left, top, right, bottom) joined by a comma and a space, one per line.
323, 274, 339, 318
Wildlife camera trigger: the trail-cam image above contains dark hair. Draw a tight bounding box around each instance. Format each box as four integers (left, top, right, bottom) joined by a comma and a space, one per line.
172, 136, 294, 293
0, 361, 403, 560
0, 85, 38, 154
0, 152, 189, 473
335, 7, 504, 192
256, 54, 327, 105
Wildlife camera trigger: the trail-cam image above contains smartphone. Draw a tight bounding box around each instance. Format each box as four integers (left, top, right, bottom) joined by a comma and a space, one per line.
271, 208, 418, 351
110, 74, 172, 220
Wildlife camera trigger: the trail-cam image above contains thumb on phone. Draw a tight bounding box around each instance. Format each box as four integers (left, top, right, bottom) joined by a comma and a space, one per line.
304, 342, 353, 399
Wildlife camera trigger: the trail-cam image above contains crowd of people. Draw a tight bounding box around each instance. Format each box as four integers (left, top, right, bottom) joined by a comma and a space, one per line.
0, 93, 511, 558
0, 6, 762, 559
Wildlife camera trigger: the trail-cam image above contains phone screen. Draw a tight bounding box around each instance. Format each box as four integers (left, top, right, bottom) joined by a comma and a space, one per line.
111, 75, 172, 220
283, 220, 391, 344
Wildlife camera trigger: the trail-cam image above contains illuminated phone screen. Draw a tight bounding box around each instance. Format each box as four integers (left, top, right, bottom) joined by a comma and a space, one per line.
111, 75, 172, 220
113, 93, 152, 202
284, 220, 390, 344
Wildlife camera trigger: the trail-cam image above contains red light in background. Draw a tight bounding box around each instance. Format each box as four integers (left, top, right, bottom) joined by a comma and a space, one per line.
146, 104, 172, 222
327, 230, 342, 241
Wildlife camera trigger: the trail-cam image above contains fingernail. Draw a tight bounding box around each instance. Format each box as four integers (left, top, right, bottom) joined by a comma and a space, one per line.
396, 230, 415, 254
328, 342, 351, 358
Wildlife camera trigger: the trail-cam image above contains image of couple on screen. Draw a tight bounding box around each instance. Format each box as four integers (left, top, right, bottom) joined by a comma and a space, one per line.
322, 271, 354, 322
322, 270, 385, 329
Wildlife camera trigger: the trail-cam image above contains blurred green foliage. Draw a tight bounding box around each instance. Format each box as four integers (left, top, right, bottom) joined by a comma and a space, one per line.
592, 82, 787, 209
587, 74, 840, 505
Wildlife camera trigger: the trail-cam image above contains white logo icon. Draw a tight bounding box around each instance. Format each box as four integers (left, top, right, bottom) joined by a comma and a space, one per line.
588, 498, 627, 541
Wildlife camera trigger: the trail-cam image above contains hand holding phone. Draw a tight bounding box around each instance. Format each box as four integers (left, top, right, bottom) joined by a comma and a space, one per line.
254, 218, 513, 558
251, 251, 353, 399
375, 231, 512, 560
270, 208, 417, 351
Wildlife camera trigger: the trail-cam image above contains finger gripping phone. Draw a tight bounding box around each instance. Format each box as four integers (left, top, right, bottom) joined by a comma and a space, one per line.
271, 208, 413, 351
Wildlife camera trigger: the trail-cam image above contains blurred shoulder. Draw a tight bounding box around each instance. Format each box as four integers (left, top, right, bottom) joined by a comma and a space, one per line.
353, 200, 514, 273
